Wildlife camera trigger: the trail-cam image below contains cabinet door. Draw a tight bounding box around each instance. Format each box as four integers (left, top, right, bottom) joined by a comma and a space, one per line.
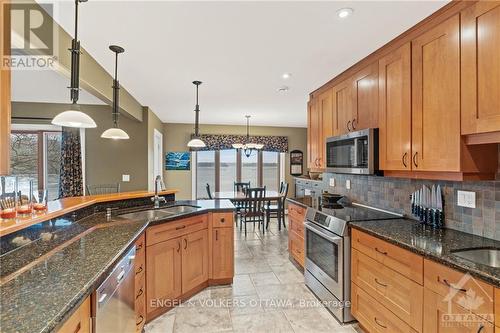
307, 99, 321, 169
461, 2, 500, 135
181, 229, 209, 293
412, 15, 461, 172
332, 79, 354, 136
57, 297, 91, 333
379, 43, 412, 171
423, 288, 494, 333
318, 88, 333, 169
352, 62, 379, 131
212, 227, 234, 279
0, 2, 11, 176
146, 238, 182, 314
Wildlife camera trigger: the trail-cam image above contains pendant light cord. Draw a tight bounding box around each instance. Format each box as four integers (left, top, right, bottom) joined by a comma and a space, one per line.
69, 0, 82, 105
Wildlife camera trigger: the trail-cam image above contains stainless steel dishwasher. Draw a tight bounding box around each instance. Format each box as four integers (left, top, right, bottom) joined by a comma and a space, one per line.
95, 246, 136, 333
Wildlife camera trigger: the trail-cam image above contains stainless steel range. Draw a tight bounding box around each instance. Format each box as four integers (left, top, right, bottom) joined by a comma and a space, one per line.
304, 201, 401, 324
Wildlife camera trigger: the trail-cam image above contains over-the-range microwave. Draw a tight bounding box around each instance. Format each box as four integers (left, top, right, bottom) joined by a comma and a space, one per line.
325, 128, 379, 175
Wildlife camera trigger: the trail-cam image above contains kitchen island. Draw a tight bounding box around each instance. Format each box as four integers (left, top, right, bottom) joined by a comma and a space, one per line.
0, 191, 235, 333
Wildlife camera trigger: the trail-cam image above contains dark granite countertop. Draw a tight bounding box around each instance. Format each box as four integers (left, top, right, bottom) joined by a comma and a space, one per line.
350, 219, 500, 286
0, 199, 234, 333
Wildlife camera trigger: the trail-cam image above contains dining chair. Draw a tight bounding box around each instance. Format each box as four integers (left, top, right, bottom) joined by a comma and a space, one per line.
265, 182, 289, 231
233, 181, 251, 218
86, 183, 120, 196
240, 187, 266, 237
206, 183, 213, 199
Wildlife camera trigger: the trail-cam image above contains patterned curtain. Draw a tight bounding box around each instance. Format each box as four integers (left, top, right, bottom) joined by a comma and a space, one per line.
59, 128, 83, 198
194, 134, 288, 152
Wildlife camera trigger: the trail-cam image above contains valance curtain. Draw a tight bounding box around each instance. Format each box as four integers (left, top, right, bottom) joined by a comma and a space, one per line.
194, 134, 288, 152
59, 128, 83, 198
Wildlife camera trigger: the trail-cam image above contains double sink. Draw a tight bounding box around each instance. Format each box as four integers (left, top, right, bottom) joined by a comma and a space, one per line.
119, 205, 201, 222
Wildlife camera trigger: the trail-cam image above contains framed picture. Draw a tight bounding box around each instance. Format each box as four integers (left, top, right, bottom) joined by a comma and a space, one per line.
289, 150, 303, 176
165, 152, 191, 170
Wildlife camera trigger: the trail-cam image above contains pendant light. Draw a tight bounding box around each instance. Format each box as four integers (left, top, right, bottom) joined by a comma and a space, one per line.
232, 115, 264, 157
52, 0, 96, 129
101, 45, 129, 140
187, 81, 206, 148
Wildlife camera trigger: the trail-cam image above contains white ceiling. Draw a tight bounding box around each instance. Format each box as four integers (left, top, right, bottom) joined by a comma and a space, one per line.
34, 0, 447, 127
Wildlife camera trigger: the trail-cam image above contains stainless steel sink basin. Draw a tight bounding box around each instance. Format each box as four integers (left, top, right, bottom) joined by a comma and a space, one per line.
118, 205, 200, 222
451, 248, 500, 268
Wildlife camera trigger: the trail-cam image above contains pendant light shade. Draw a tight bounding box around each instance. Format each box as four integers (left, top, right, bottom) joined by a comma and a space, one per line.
52, 0, 96, 129
101, 45, 129, 140
187, 81, 206, 149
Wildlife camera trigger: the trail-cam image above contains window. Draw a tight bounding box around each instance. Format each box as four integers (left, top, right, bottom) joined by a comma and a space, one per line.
219, 150, 236, 192
196, 150, 215, 198
195, 149, 283, 198
10, 130, 62, 201
262, 151, 280, 191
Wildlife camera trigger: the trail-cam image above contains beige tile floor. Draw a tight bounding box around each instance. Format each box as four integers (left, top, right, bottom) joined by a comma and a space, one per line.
146, 218, 363, 333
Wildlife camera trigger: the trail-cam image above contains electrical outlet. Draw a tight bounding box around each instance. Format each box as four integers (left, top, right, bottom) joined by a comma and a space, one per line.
329, 178, 336, 187
457, 190, 475, 208
122, 174, 130, 182
346, 179, 351, 190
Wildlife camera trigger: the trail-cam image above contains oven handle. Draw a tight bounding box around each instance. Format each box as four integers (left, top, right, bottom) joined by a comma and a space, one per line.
304, 222, 342, 244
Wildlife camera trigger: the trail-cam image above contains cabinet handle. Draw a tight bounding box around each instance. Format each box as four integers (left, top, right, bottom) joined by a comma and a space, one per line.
136, 288, 144, 299
352, 118, 356, 130
374, 317, 387, 329
477, 325, 484, 333
177, 240, 181, 252
413, 152, 418, 168
216, 230, 218, 241
441, 278, 467, 293
136, 315, 144, 326
375, 278, 388, 287
347, 120, 352, 132
73, 322, 81, 333
375, 247, 388, 255
136, 243, 143, 251
402, 152, 408, 168
176, 225, 186, 230
184, 238, 188, 249
136, 265, 143, 275
220, 217, 225, 223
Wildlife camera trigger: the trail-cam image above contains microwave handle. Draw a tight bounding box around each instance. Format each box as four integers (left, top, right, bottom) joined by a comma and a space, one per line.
353, 138, 359, 167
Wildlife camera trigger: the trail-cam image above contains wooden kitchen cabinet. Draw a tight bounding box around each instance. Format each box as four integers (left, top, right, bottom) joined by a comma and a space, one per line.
317, 88, 333, 169
57, 296, 91, 333
424, 288, 494, 333
134, 234, 146, 333
378, 43, 412, 171
461, 1, 500, 136
181, 229, 209, 294
496, 287, 499, 328
0, 1, 11, 176
307, 99, 321, 170
211, 227, 234, 280
288, 202, 306, 267
352, 62, 378, 131
332, 78, 354, 136
146, 237, 182, 315
411, 14, 461, 172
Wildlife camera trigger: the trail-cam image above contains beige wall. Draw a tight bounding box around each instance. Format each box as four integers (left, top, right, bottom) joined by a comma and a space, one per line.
11, 102, 162, 192
146, 107, 165, 190
163, 123, 307, 200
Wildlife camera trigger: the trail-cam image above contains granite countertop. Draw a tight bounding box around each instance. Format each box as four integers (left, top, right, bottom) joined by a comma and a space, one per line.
0, 200, 234, 333
350, 219, 500, 286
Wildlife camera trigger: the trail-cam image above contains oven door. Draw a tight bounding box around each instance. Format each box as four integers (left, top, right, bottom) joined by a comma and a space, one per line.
304, 222, 343, 300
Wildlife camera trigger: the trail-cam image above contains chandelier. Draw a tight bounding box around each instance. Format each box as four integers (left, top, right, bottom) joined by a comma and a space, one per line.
232, 115, 264, 157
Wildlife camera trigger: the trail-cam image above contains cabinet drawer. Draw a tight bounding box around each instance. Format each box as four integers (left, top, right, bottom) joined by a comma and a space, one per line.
289, 231, 305, 267
212, 212, 234, 228
352, 249, 423, 332
135, 293, 146, 333
135, 269, 145, 302
146, 214, 208, 246
424, 259, 494, 321
352, 283, 417, 333
288, 203, 306, 220
352, 229, 423, 284
289, 215, 304, 238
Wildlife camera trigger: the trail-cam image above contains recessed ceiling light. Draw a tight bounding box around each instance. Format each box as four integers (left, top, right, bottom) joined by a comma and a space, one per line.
337, 8, 353, 19
277, 86, 289, 93
282, 72, 292, 80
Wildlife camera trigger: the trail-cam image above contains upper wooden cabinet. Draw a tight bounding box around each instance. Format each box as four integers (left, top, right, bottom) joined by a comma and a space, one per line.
378, 43, 412, 171
411, 15, 461, 172
0, 2, 10, 176
307, 98, 322, 170
352, 62, 379, 131
318, 88, 333, 169
461, 2, 500, 136
332, 79, 354, 136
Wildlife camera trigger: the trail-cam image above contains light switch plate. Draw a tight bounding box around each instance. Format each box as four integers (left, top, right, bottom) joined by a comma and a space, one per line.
457, 190, 475, 208
346, 179, 351, 190
122, 174, 130, 182
329, 178, 335, 187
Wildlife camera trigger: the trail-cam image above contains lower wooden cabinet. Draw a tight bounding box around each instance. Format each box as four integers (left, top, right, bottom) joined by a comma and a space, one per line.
57, 296, 91, 333
212, 227, 234, 280
495, 288, 499, 328
181, 229, 209, 293
423, 288, 494, 333
135, 234, 146, 333
288, 202, 306, 267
